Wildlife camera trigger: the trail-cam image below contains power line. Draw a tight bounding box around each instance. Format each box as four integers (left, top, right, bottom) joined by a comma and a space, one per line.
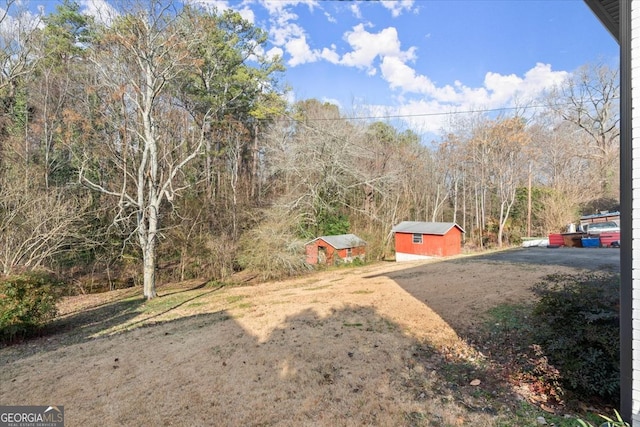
264, 97, 619, 123
319, 104, 547, 121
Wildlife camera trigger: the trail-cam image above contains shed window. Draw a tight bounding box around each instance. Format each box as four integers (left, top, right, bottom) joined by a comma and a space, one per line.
346, 248, 352, 257
412, 233, 423, 244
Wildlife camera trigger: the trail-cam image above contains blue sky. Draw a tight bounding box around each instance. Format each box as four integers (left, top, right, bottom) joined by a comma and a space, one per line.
36, 0, 620, 135
216, 0, 619, 135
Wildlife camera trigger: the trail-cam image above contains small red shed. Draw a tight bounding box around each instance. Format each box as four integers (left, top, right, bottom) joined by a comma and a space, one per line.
392, 221, 464, 261
305, 234, 367, 265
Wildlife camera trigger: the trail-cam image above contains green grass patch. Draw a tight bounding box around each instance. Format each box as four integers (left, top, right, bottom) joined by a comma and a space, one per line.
342, 322, 363, 327
236, 302, 253, 309
495, 402, 601, 427
351, 289, 374, 295
485, 303, 531, 331
141, 294, 191, 313
439, 360, 480, 385
226, 295, 246, 304
185, 301, 206, 308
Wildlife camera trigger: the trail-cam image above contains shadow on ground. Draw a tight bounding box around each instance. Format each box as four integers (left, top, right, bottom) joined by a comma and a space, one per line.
1, 304, 525, 426
2, 250, 611, 425
0, 281, 220, 361
364, 247, 622, 415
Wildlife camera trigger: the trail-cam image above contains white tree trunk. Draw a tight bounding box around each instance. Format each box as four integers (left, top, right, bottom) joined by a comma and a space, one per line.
142, 238, 157, 299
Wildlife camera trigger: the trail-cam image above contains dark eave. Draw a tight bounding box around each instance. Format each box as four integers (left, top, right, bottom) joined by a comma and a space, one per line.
584, 0, 620, 42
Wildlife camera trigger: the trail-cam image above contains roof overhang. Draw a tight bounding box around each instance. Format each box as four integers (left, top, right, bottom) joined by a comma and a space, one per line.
584, 0, 619, 42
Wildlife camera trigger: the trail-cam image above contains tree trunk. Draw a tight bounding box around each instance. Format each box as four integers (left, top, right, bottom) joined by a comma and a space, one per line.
497, 202, 506, 249
527, 161, 532, 237
143, 239, 157, 299
251, 122, 259, 200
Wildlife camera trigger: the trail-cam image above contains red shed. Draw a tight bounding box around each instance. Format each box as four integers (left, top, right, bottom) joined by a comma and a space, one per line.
305, 234, 367, 265
392, 221, 464, 261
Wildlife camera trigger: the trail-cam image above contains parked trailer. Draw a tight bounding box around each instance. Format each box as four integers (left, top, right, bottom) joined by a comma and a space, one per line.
579, 211, 620, 230
600, 232, 621, 248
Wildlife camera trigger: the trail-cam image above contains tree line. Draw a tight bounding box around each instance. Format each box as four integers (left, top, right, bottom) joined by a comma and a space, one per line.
0, 0, 619, 298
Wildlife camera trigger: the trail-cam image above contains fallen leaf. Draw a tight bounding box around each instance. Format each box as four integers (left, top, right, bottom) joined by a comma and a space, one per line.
540, 404, 555, 413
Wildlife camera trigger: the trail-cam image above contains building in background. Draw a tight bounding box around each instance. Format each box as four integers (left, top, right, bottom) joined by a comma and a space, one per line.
305, 234, 367, 265
391, 221, 464, 261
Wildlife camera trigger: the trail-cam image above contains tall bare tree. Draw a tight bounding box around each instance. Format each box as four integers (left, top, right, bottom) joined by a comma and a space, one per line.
486, 117, 530, 246
547, 63, 620, 200
80, 2, 210, 299
0, 0, 41, 100
529, 113, 589, 232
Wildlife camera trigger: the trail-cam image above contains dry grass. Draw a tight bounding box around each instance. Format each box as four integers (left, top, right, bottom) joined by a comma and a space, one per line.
1, 257, 585, 426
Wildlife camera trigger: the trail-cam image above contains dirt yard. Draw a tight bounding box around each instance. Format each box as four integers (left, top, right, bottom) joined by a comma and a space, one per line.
0, 249, 619, 426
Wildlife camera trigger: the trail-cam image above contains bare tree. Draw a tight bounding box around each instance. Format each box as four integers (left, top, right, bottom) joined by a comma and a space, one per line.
0, 0, 41, 98
80, 1, 209, 299
465, 117, 493, 246
530, 115, 590, 232
488, 117, 530, 247
547, 63, 620, 199
0, 0, 42, 183
446, 114, 530, 247
0, 181, 90, 275
263, 100, 362, 237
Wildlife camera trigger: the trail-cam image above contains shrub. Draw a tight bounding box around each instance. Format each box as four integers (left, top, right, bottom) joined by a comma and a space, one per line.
0, 272, 62, 343
237, 207, 313, 280
578, 409, 629, 427
530, 273, 619, 400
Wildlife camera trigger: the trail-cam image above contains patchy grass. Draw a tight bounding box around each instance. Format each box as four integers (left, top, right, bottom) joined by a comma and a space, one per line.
1, 259, 617, 426
484, 303, 532, 336
470, 275, 620, 417
226, 295, 246, 304
351, 289, 374, 295
303, 284, 333, 291
235, 302, 253, 309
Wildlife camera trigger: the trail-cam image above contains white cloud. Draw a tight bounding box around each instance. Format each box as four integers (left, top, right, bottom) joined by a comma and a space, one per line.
365, 63, 570, 134
79, 0, 118, 25
479, 63, 568, 107
260, 0, 318, 15
380, 0, 416, 17
320, 45, 340, 64
285, 36, 319, 66
340, 24, 415, 72
255, 0, 417, 69
187, 0, 230, 12
261, 0, 327, 67
380, 56, 435, 93
237, 6, 255, 23
270, 20, 304, 47
222, 0, 572, 138
380, 57, 566, 106
321, 97, 342, 109
185, 1, 254, 23
0, 5, 42, 34
324, 11, 336, 24
350, 3, 362, 19
266, 46, 284, 60
520, 63, 569, 98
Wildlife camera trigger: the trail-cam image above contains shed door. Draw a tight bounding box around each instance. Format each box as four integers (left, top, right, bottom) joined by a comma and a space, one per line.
318, 246, 327, 264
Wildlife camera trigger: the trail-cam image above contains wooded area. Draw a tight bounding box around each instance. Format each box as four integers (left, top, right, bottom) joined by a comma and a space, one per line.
0, 0, 620, 299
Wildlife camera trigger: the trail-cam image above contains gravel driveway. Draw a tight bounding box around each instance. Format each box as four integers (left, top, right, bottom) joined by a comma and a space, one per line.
474, 246, 620, 272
